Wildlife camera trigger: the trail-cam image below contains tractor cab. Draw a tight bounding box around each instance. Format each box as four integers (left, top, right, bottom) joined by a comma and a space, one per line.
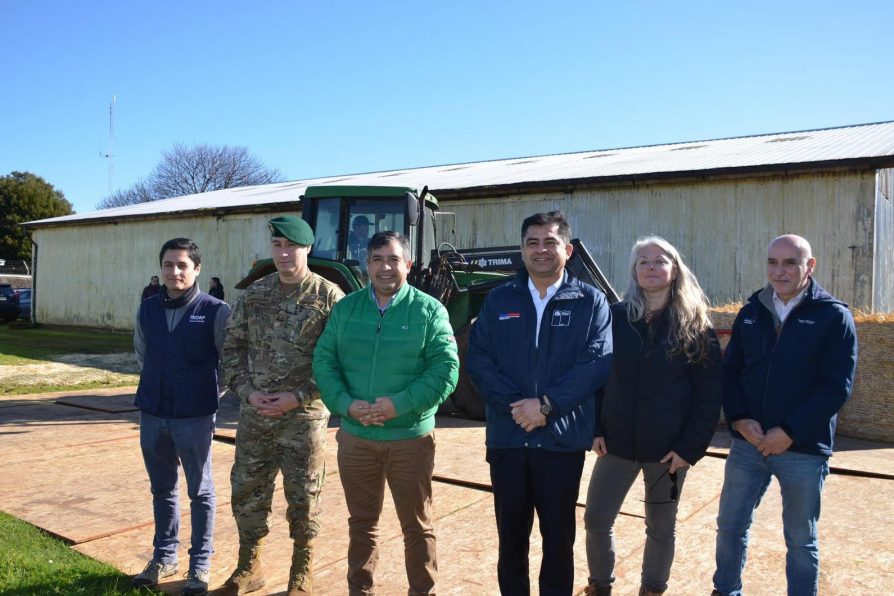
236, 185, 439, 298
301, 185, 434, 287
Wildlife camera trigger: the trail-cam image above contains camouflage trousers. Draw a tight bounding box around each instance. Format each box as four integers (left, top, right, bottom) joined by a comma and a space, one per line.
230, 405, 328, 547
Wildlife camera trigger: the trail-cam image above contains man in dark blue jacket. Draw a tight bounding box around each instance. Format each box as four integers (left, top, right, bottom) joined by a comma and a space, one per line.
712, 234, 857, 596
467, 211, 613, 596
132, 238, 231, 594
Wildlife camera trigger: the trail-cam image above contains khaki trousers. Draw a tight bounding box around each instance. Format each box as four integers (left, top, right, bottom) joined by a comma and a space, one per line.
336, 429, 437, 596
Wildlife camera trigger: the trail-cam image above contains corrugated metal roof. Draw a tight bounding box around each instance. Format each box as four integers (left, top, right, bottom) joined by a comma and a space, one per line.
29, 120, 894, 227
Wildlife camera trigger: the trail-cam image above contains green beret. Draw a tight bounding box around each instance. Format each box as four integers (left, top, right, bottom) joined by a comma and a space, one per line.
268, 216, 314, 246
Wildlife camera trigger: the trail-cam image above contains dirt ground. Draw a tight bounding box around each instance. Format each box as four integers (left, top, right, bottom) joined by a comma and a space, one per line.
2, 389, 893, 595
0, 352, 139, 387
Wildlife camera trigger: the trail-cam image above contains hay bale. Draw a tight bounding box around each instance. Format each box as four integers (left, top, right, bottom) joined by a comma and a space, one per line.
709, 307, 894, 442
839, 319, 894, 442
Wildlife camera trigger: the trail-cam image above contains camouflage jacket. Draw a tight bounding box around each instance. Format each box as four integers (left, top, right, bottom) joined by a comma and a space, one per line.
223, 271, 344, 417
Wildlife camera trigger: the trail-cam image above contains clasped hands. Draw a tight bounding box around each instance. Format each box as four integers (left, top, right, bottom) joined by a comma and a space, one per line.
734, 418, 793, 456
509, 397, 547, 433
248, 390, 299, 418
348, 397, 397, 427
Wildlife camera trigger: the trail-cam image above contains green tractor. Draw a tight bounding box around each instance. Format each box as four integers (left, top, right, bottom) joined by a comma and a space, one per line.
236, 185, 619, 418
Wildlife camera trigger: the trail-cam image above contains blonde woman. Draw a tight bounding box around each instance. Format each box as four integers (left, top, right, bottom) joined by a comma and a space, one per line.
584, 237, 721, 596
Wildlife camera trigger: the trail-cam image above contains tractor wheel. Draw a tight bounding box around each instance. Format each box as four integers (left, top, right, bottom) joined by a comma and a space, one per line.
448, 320, 486, 420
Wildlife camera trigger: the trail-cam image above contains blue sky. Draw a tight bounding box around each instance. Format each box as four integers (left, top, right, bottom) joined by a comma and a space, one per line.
2, 1, 892, 214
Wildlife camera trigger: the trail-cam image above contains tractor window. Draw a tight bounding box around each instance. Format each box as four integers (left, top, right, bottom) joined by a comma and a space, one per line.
311, 198, 340, 260
346, 199, 406, 266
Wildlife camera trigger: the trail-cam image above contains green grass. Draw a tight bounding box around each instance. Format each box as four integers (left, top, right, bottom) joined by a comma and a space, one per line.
0, 378, 139, 396
0, 325, 134, 365
0, 511, 160, 595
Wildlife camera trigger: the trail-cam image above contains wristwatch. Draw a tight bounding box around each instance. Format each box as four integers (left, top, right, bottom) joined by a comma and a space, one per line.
537, 395, 552, 417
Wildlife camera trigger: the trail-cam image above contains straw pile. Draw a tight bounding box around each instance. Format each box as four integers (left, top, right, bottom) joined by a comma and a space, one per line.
709, 307, 894, 442
840, 312, 894, 442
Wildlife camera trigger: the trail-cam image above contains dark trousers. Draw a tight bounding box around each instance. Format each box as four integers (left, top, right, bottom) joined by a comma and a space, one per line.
488, 447, 586, 596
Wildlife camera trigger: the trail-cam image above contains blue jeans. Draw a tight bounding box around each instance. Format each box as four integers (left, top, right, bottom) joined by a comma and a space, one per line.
140, 412, 216, 571
584, 454, 688, 593
713, 438, 829, 596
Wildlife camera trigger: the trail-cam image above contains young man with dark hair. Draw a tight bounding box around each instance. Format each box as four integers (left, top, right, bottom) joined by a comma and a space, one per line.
467, 210, 613, 595
132, 237, 231, 594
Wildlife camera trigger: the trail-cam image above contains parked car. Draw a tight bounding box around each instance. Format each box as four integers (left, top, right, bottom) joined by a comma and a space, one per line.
15, 288, 31, 320
0, 284, 20, 322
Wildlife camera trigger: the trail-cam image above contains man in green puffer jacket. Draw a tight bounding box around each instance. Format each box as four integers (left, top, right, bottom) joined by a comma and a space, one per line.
313, 231, 459, 596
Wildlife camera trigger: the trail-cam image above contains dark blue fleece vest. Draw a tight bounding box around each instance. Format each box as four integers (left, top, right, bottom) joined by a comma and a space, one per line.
135, 292, 223, 418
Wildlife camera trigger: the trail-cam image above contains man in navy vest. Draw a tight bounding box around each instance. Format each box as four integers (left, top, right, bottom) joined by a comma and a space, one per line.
132, 237, 231, 595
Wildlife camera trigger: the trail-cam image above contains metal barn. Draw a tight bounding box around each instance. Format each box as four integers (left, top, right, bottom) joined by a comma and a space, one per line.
26, 121, 894, 329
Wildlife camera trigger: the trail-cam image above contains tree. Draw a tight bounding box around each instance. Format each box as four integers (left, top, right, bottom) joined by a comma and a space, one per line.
96, 144, 284, 209
94, 179, 154, 209
0, 172, 73, 261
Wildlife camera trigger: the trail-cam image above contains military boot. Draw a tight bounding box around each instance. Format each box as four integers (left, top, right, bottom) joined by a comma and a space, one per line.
286, 544, 314, 596
213, 544, 265, 595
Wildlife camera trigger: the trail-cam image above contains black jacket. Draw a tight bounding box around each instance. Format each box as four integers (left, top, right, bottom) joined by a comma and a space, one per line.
597, 302, 721, 464
723, 279, 857, 456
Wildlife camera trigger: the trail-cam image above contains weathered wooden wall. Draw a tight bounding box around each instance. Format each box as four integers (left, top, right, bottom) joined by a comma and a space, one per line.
874, 168, 894, 312
29, 168, 884, 330
31, 210, 296, 329
439, 170, 878, 307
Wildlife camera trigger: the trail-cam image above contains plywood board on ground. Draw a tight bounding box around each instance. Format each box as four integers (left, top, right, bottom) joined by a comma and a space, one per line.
828, 434, 894, 477
55, 392, 138, 413
1, 436, 236, 544
659, 473, 894, 595
5, 391, 894, 595
0, 396, 56, 409
75, 474, 495, 594
0, 403, 140, 456
431, 422, 489, 488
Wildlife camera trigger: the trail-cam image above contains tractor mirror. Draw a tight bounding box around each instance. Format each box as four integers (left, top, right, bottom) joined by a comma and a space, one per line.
406, 192, 420, 226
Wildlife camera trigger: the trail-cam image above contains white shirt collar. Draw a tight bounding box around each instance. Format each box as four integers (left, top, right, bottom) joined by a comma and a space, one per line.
527, 276, 562, 301
772, 285, 809, 323
528, 277, 562, 348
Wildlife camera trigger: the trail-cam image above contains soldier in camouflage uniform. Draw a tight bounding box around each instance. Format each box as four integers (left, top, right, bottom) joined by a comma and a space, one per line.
216, 216, 344, 596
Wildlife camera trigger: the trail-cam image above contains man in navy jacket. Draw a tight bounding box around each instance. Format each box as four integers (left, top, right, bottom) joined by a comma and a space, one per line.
132, 238, 231, 594
467, 211, 613, 596
713, 235, 857, 596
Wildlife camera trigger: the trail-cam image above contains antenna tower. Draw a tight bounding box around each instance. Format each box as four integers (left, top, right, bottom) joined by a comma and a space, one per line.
101, 95, 116, 193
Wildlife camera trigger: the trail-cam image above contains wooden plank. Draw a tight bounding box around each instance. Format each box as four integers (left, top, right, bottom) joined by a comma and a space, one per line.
55, 393, 139, 413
